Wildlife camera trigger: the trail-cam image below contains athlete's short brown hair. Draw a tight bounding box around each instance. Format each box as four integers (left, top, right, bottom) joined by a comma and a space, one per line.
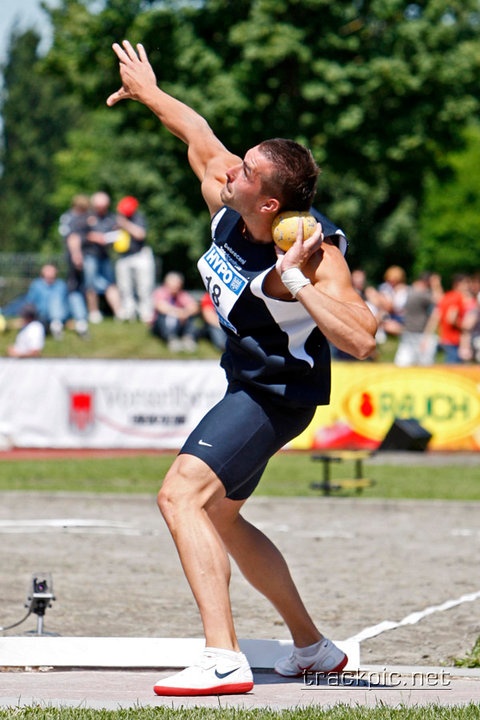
257, 138, 320, 211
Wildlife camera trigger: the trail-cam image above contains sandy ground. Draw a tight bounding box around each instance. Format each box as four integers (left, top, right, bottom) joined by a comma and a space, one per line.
1, 455, 479, 668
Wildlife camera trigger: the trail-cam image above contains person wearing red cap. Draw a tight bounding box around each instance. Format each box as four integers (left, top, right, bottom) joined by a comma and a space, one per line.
115, 195, 155, 323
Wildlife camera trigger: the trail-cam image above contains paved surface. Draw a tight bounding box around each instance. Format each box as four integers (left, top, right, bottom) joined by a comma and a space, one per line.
1, 667, 480, 710
1, 450, 480, 709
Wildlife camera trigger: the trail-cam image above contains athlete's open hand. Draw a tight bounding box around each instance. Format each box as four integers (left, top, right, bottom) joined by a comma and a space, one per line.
275, 217, 324, 276
107, 40, 157, 107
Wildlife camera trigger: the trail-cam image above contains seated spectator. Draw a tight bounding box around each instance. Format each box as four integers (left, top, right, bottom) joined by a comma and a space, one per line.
25, 263, 69, 339
24, 263, 88, 339
151, 272, 199, 352
7, 304, 45, 357
200, 292, 226, 351
115, 196, 155, 323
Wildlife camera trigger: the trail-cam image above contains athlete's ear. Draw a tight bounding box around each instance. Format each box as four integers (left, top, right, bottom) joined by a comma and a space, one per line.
259, 197, 280, 214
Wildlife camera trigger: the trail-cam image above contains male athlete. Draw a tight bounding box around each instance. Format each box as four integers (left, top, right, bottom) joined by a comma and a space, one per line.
108, 40, 377, 696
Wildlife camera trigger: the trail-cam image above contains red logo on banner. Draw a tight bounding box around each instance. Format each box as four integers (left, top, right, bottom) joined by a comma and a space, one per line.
68, 389, 95, 432
360, 392, 374, 417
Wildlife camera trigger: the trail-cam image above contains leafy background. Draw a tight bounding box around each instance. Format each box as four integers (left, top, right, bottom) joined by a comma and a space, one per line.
1, 0, 480, 287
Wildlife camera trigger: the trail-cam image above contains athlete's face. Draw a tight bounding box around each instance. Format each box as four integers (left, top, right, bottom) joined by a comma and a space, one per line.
220, 146, 274, 216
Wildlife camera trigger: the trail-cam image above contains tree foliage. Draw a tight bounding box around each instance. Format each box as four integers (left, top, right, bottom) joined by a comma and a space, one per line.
417, 122, 480, 284
1, 0, 480, 283
0, 28, 79, 251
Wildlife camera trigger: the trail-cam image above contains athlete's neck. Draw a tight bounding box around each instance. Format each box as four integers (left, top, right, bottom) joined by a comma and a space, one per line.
241, 220, 272, 245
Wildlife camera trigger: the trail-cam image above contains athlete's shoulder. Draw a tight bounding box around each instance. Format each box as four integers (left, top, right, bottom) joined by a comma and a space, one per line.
211, 207, 241, 240
310, 207, 348, 256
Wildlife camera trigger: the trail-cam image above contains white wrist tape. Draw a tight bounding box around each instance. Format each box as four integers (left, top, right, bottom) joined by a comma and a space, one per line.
281, 267, 311, 298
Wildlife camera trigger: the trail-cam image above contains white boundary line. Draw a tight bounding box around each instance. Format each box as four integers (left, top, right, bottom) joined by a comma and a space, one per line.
347, 590, 480, 643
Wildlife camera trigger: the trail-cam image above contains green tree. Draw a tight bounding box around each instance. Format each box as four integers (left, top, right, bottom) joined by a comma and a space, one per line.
417, 122, 480, 284
43, 0, 247, 280
3, 0, 480, 285
0, 28, 78, 252
216, 0, 480, 278
102, 0, 480, 280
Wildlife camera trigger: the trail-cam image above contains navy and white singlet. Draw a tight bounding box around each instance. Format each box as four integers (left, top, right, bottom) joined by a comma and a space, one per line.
197, 206, 347, 408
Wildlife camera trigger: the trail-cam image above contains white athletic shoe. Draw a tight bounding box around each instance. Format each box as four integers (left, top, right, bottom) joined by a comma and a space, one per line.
88, 310, 103, 324
274, 638, 348, 678
50, 320, 64, 340
167, 338, 183, 352
153, 647, 254, 696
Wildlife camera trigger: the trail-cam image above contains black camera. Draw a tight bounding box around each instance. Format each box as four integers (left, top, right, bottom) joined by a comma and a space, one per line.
33, 578, 49, 595
26, 572, 55, 615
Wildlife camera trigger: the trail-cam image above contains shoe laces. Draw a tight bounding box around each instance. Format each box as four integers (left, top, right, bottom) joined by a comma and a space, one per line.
196, 651, 217, 671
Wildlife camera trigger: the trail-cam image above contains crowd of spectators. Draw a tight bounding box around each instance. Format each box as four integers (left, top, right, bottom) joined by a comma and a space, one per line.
336, 265, 480, 366
2, 194, 479, 363
1, 192, 227, 357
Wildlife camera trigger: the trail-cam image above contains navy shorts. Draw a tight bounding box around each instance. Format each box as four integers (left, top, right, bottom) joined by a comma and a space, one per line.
179, 383, 316, 500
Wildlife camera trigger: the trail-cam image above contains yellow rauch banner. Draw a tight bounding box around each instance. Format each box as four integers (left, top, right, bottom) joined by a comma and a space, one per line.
291, 363, 480, 451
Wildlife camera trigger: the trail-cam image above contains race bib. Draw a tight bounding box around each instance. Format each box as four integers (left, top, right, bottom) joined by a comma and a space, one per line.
197, 244, 248, 334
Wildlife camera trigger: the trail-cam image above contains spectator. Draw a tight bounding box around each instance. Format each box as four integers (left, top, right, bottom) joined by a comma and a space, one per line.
59, 194, 90, 337
377, 265, 409, 336
359, 272, 388, 347
7, 304, 45, 357
24, 263, 88, 339
151, 272, 199, 352
59, 194, 91, 242
58, 196, 90, 338
68, 191, 122, 323
424, 273, 472, 363
24, 264, 70, 339
115, 196, 155, 323
394, 272, 443, 367
200, 292, 226, 351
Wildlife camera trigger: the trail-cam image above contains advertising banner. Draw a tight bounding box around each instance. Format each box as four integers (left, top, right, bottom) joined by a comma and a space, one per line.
291, 363, 480, 451
0, 359, 479, 451
0, 359, 226, 449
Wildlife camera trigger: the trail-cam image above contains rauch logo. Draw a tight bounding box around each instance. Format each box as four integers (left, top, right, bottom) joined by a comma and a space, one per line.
342, 369, 480, 445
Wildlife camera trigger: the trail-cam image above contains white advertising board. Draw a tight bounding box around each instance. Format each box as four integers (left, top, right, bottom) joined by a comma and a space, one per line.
0, 359, 226, 448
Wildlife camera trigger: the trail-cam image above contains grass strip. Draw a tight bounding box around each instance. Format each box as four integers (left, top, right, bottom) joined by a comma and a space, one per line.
0, 453, 479, 501
1, 704, 480, 719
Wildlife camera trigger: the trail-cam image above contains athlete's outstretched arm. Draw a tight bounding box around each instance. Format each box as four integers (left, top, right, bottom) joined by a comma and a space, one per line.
107, 40, 239, 215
